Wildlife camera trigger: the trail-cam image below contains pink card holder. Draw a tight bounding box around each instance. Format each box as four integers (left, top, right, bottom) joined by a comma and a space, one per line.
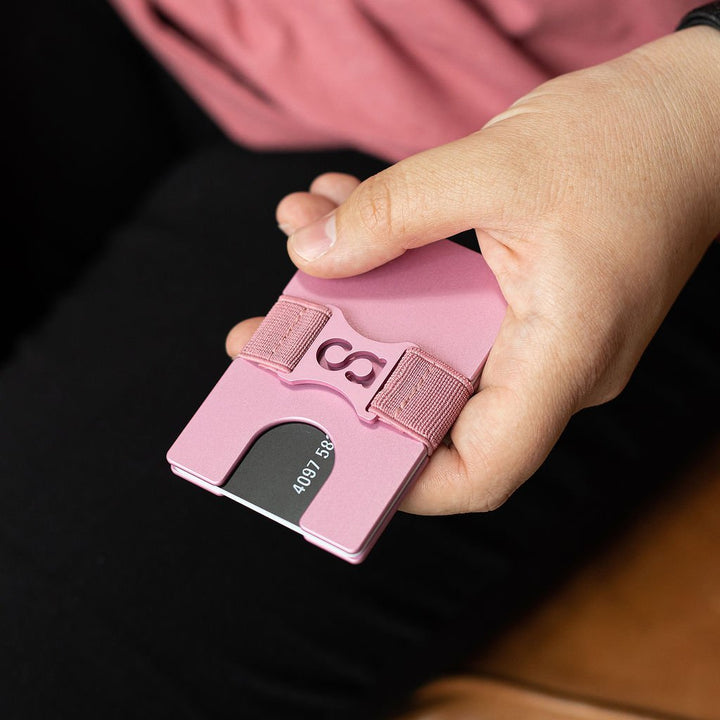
167, 240, 507, 563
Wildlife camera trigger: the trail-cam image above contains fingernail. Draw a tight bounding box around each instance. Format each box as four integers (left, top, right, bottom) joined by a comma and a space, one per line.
278, 222, 295, 236
289, 212, 336, 262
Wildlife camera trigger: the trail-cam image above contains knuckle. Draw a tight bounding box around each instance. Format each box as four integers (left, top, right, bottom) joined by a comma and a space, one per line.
456, 446, 515, 513
587, 368, 633, 406
572, 322, 636, 409
354, 173, 404, 241
471, 483, 514, 513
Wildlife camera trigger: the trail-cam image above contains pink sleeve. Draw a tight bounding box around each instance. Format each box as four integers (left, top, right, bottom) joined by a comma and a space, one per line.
110, 0, 700, 161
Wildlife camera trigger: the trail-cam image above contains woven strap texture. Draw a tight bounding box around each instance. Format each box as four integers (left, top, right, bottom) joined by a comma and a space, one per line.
368, 347, 473, 451
238, 295, 331, 373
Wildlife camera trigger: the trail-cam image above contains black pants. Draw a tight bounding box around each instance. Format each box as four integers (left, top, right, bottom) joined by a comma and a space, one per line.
2, 3, 718, 718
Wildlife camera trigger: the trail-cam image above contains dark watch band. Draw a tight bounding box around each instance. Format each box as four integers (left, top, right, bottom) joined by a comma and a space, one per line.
676, 2, 720, 32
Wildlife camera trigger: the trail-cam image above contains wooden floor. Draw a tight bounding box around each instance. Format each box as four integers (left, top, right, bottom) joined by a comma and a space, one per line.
398, 441, 720, 720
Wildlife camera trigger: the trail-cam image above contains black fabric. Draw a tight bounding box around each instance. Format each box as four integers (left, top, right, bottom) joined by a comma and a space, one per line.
3, 0, 222, 360
2, 3, 719, 719
676, 2, 720, 31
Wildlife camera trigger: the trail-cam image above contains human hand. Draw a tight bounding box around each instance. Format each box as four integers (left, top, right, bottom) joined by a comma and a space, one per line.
227, 27, 720, 515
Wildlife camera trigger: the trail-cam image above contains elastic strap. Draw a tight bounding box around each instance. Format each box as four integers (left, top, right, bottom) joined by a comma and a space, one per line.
368, 347, 473, 451
239, 295, 331, 373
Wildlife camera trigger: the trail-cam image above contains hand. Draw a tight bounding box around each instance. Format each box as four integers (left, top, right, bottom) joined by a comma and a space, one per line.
227, 27, 720, 515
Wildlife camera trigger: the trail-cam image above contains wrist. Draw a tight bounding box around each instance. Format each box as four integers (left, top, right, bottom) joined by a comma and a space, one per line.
628, 27, 720, 246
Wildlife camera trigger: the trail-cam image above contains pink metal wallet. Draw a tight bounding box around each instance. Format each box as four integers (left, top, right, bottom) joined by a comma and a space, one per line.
166, 239, 507, 563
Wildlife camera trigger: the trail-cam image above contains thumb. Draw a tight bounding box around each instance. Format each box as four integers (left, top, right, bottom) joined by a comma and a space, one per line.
287, 133, 515, 277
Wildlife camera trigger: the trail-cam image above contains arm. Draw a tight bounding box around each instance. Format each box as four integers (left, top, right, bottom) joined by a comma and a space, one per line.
228, 26, 720, 514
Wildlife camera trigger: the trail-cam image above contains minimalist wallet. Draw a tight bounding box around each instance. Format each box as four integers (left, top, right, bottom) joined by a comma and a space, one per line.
167, 240, 507, 562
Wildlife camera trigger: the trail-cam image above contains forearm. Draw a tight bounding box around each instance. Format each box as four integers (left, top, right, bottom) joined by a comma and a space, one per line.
627, 26, 720, 249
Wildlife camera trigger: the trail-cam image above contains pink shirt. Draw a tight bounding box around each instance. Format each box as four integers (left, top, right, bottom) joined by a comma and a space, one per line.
111, 0, 698, 161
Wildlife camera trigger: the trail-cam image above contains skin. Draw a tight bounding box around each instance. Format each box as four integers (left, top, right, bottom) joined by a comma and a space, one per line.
226, 26, 720, 515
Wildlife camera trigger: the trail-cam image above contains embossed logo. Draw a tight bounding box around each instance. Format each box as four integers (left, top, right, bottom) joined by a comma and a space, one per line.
280, 304, 413, 421
316, 339, 386, 388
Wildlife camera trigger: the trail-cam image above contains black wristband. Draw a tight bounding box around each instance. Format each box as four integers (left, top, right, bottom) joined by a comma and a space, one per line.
676, 2, 720, 32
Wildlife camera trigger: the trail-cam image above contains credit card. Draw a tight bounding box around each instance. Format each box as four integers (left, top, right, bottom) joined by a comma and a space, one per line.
223, 422, 334, 526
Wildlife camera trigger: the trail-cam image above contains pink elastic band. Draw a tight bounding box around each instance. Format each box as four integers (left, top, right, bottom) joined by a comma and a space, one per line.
238, 295, 331, 373
368, 347, 473, 451
238, 296, 473, 452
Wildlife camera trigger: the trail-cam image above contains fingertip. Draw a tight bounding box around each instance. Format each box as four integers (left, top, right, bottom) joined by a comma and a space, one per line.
309, 172, 361, 205
276, 192, 337, 236
225, 317, 264, 357
287, 206, 407, 278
